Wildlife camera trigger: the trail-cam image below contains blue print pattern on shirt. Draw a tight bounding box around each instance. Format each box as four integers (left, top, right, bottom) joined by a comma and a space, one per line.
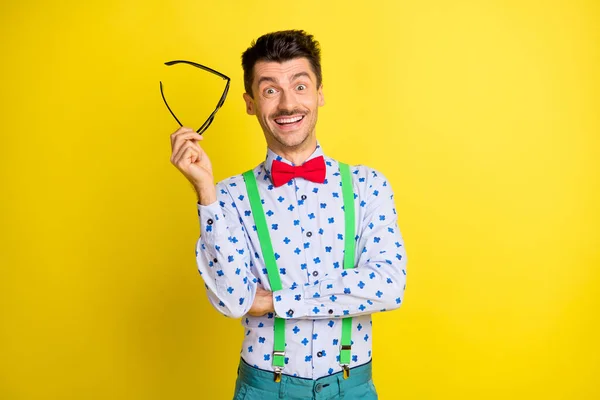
195, 143, 407, 379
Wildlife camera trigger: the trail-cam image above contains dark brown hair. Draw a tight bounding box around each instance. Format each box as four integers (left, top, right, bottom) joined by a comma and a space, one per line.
241, 30, 322, 97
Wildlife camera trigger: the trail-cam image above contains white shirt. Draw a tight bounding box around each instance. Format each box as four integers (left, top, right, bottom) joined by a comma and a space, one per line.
196, 143, 407, 379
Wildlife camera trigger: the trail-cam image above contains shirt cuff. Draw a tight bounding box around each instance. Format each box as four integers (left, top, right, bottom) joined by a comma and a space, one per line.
273, 283, 342, 319
197, 201, 225, 238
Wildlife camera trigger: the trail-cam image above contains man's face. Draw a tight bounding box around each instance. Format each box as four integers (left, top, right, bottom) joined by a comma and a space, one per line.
243, 58, 324, 153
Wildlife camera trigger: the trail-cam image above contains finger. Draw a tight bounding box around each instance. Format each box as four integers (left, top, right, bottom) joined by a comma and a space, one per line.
171, 132, 202, 159
172, 141, 202, 166
171, 130, 203, 151
171, 131, 204, 155
171, 141, 196, 166
170, 126, 193, 144
172, 139, 202, 162
171, 127, 202, 142
174, 146, 201, 171
170, 127, 202, 147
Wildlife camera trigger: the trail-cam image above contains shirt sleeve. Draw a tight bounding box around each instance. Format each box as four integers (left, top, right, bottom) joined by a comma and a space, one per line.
272, 169, 407, 320
196, 181, 259, 319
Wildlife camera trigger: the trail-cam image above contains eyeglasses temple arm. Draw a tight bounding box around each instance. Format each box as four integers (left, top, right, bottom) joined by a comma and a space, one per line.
164, 60, 230, 81
160, 81, 184, 127
197, 80, 230, 134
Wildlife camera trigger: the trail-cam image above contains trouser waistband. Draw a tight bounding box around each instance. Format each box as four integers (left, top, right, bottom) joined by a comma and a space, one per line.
236, 358, 372, 399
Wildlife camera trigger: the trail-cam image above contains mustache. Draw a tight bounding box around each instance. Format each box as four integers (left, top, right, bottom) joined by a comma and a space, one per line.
271, 109, 307, 119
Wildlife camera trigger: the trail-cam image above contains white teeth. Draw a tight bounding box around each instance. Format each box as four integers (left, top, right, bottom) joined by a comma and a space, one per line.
276, 116, 303, 124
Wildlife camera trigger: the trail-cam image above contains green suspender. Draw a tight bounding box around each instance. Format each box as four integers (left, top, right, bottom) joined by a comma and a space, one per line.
242, 162, 355, 382
242, 170, 286, 380
339, 162, 356, 378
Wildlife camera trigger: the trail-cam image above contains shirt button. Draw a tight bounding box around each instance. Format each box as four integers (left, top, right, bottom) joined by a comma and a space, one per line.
312, 271, 319, 277
328, 309, 334, 315
301, 194, 307, 200
317, 351, 323, 357
306, 231, 313, 237
286, 309, 294, 317
213, 258, 218, 263
207, 219, 214, 225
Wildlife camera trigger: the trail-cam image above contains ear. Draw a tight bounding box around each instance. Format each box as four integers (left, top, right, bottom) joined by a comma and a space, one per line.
243, 93, 256, 115
317, 84, 325, 107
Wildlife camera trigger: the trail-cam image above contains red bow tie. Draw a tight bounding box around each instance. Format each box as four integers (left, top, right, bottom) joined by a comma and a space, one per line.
270, 156, 326, 187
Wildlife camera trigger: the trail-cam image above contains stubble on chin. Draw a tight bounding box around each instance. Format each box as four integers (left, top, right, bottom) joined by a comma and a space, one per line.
273, 131, 310, 150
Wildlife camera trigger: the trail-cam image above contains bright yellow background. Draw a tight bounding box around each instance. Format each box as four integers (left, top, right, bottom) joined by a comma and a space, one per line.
1, 1, 598, 399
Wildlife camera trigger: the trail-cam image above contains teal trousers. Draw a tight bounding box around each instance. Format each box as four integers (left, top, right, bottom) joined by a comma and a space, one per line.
233, 359, 378, 400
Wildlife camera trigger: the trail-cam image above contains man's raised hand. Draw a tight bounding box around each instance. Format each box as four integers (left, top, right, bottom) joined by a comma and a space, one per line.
169, 127, 216, 205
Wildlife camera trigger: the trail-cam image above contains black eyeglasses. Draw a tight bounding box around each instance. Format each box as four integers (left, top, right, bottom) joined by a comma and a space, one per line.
160, 60, 230, 135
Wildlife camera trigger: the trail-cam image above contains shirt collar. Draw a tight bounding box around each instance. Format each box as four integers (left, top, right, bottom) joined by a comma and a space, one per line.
263, 142, 325, 183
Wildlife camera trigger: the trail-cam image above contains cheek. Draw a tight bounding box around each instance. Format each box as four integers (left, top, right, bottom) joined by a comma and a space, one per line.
303, 99, 319, 112
256, 100, 274, 118
257, 108, 274, 126
303, 94, 319, 107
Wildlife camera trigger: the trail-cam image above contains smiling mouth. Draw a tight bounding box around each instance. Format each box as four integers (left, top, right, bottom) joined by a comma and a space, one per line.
274, 115, 305, 125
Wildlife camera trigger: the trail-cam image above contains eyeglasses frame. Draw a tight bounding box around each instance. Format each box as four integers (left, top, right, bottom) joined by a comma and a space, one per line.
160, 60, 231, 135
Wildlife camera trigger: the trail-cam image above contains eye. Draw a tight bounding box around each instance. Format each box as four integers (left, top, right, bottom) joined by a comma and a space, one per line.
296, 84, 307, 91
264, 87, 277, 96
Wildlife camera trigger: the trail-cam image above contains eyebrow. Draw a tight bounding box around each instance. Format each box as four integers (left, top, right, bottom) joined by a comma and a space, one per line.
257, 76, 278, 87
291, 72, 312, 82
257, 72, 313, 87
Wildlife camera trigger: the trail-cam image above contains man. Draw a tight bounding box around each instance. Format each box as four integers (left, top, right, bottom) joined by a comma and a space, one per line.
170, 30, 407, 400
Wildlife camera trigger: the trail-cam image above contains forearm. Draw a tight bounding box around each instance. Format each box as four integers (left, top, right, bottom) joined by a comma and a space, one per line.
196, 193, 257, 318
274, 178, 408, 321
272, 256, 406, 320
196, 236, 258, 318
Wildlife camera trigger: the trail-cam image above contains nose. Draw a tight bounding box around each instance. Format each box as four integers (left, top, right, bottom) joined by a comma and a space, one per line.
277, 88, 297, 111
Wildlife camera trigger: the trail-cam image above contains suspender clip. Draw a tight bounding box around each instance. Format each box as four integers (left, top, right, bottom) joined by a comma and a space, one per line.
340, 344, 352, 379
273, 350, 285, 383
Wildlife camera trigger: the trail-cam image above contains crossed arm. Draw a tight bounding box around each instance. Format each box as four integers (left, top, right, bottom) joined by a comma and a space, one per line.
196, 172, 407, 320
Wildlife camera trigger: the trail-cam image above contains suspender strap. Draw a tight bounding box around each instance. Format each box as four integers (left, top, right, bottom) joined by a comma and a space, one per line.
242, 170, 285, 372
339, 162, 355, 370
340, 162, 356, 270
